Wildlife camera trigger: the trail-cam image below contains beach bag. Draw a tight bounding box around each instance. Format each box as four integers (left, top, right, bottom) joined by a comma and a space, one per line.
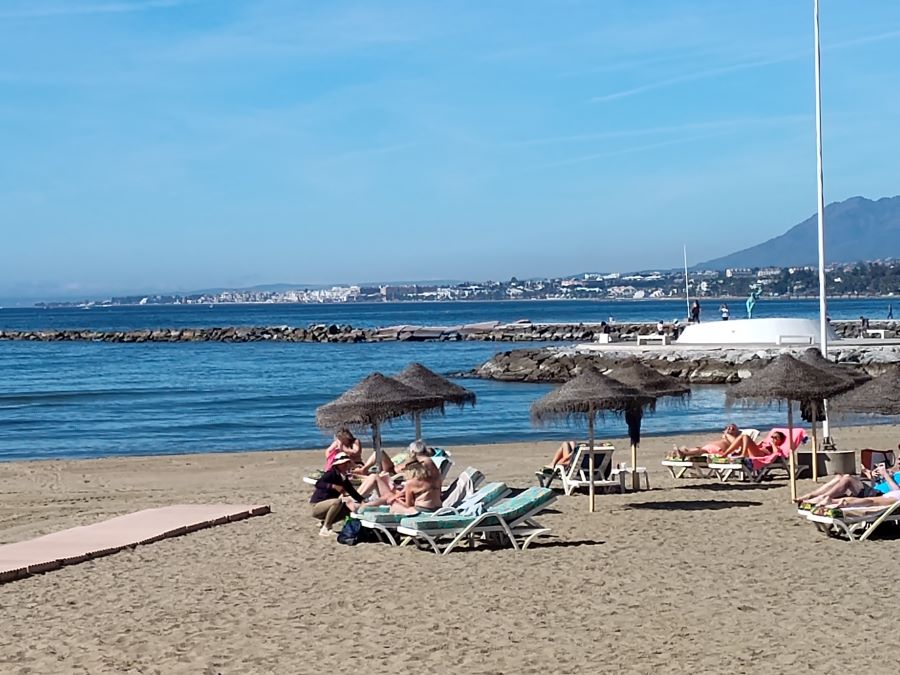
336, 518, 375, 546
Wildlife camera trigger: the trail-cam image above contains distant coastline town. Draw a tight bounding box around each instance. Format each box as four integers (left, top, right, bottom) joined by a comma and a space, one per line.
37, 260, 900, 308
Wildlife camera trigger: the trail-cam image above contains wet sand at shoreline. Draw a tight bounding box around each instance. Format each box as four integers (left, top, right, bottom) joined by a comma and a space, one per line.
2, 425, 899, 674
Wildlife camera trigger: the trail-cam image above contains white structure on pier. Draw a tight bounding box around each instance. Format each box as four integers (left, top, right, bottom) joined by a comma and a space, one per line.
676, 318, 839, 346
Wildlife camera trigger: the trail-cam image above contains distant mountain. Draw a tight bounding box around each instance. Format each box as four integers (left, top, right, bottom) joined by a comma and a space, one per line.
697, 195, 900, 269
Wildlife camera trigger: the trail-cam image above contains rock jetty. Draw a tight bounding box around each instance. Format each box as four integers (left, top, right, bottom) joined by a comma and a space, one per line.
469, 344, 900, 385
0, 319, 890, 344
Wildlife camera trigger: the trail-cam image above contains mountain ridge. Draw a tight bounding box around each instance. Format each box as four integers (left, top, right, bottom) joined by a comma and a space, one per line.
696, 195, 900, 269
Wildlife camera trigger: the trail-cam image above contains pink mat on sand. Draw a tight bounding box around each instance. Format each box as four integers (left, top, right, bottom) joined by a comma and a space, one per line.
0, 504, 270, 583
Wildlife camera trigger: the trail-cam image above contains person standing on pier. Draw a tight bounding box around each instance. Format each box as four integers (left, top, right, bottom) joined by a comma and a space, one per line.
690, 300, 701, 324
719, 303, 730, 321
888, 303, 894, 320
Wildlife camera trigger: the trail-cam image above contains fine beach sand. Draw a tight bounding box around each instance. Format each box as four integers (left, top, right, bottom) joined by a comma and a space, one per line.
2, 426, 899, 674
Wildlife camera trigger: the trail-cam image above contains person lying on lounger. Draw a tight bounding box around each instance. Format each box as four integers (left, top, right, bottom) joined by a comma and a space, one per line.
394, 439, 440, 484
345, 461, 442, 515
542, 437, 618, 472
670, 424, 743, 459
543, 440, 579, 471
815, 487, 900, 511
797, 462, 900, 507
717, 430, 786, 459
345, 440, 443, 506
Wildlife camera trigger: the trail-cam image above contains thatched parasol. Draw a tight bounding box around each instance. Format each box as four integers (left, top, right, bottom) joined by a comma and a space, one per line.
316, 373, 445, 469
831, 365, 900, 416
797, 348, 868, 480
608, 360, 690, 489
726, 353, 855, 500
531, 365, 654, 511
395, 362, 476, 439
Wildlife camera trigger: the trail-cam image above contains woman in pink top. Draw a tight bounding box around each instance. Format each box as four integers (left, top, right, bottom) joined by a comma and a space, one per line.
323, 428, 397, 475
324, 429, 362, 470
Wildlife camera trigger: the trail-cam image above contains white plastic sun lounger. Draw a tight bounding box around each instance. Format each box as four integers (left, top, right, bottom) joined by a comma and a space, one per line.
396, 486, 556, 555
536, 443, 622, 495
661, 429, 761, 479
353, 479, 507, 546
802, 501, 900, 541
661, 457, 712, 479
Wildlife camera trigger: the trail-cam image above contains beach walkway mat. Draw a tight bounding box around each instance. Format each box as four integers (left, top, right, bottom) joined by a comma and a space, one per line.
0, 503, 270, 584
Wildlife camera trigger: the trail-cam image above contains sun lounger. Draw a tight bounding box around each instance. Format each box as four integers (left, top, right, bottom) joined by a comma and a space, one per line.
802, 501, 900, 541
396, 486, 556, 555
661, 429, 760, 479
536, 443, 622, 495
661, 456, 713, 479
707, 428, 808, 483
354, 480, 509, 545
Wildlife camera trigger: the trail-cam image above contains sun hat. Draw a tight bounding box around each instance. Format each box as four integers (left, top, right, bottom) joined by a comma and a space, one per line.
331, 452, 352, 465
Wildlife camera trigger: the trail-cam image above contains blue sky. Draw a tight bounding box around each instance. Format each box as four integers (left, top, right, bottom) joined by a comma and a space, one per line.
2, 1, 900, 300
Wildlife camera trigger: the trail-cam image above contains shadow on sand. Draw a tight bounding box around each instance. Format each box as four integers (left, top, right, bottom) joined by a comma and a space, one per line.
530, 539, 605, 549
669, 482, 783, 493
626, 499, 762, 511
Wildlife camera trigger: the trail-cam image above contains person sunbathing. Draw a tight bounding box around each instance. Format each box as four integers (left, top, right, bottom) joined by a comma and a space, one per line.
347, 441, 443, 508
346, 461, 441, 515
670, 424, 743, 458
543, 440, 578, 471
718, 430, 787, 459
798, 462, 900, 507
815, 487, 900, 512
394, 439, 440, 484
543, 438, 617, 471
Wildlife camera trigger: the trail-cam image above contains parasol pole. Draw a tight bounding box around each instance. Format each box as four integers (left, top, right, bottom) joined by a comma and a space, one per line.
787, 400, 797, 501
414, 412, 422, 441
813, 0, 831, 440
630, 406, 641, 491
810, 400, 819, 481
588, 405, 596, 513
372, 420, 382, 476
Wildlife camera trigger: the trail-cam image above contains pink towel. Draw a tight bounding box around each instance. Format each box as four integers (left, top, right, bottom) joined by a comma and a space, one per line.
747, 428, 808, 470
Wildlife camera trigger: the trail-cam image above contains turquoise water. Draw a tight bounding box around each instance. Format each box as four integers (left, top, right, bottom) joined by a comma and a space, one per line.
0, 298, 891, 461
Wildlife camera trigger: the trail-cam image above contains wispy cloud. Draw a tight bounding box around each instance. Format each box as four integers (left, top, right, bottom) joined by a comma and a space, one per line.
532, 130, 738, 171
0, 0, 189, 20
591, 52, 802, 103
507, 114, 809, 148
591, 27, 900, 104
832, 28, 900, 49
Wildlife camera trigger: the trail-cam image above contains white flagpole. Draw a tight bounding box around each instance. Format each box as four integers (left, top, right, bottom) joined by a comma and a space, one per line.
814, 0, 831, 439
683, 245, 690, 319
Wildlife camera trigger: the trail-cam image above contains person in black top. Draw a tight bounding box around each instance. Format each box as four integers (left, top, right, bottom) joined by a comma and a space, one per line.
310, 453, 364, 536
690, 300, 701, 323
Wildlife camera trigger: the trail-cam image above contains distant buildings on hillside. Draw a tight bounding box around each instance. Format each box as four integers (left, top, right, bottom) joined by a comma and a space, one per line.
37, 261, 900, 307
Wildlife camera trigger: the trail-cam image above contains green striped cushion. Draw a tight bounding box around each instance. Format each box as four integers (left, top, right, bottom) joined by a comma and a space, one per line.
401, 487, 553, 531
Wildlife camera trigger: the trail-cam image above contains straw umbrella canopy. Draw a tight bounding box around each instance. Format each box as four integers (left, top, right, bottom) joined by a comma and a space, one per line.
395, 362, 476, 439
531, 365, 655, 511
797, 348, 869, 480
315, 372, 445, 469
830, 365, 900, 416
608, 361, 691, 489
726, 353, 855, 500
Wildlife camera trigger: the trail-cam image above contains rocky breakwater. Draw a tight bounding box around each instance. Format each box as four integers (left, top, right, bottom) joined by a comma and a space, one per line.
470, 344, 900, 385
0, 318, 894, 344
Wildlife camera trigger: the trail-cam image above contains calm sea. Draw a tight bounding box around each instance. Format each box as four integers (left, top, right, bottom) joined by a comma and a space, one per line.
0, 298, 892, 462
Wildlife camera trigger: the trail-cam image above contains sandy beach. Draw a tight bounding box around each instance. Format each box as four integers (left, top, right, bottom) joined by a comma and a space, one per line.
2, 425, 899, 674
